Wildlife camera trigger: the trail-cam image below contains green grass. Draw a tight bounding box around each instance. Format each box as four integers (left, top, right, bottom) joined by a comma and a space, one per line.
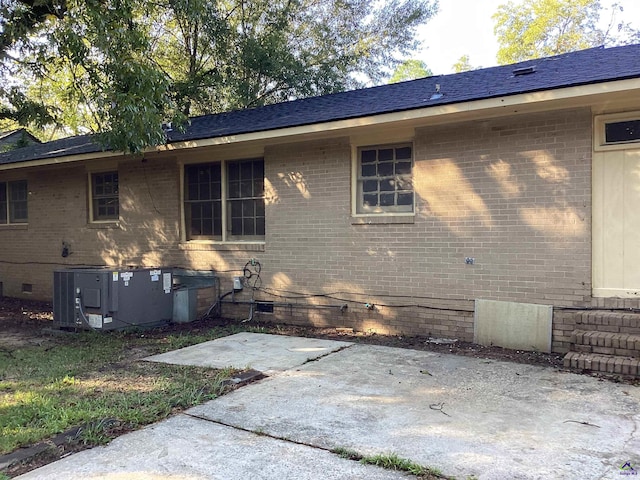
331, 448, 449, 479
0, 328, 237, 455
332, 446, 364, 461
361, 453, 441, 476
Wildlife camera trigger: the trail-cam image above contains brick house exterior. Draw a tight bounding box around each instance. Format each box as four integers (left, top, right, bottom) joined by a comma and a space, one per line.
2, 45, 640, 374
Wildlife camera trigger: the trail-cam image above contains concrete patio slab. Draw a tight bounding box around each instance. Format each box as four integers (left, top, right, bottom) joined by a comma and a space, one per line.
189, 344, 640, 480
15, 338, 640, 480
15, 414, 407, 480
144, 332, 352, 373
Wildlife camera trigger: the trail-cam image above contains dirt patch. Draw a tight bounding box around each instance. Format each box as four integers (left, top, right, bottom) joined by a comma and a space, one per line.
0, 297, 564, 367
261, 322, 565, 368
0, 298, 60, 353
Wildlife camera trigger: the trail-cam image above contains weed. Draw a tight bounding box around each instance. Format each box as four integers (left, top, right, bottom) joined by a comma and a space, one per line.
245, 326, 267, 334
360, 453, 435, 475
331, 447, 363, 461
331, 448, 447, 479
78, 418, 118, 446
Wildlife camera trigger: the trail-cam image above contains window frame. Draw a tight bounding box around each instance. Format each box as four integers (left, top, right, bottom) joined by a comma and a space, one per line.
0, 179, 28, 225
184, 162, 223, 241
183, 157, 266, 243
225, 158, 265, 241
89, 171, 119, 223
352, 142, 415, 216
594, 111, 640, 152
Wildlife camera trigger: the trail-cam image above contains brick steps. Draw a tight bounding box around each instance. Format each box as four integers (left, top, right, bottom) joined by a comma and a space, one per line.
563, 351, 639, 376
573, 311, 640, 334
570, 330, 640, 356
562, 311, 640, 377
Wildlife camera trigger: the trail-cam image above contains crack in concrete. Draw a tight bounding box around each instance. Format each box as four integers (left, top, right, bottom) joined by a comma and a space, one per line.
182, 411, 333, 454
300, 344, 354, 365
628, 417, 638, 444
596, 415, 639, 479
181, 411, 440, 479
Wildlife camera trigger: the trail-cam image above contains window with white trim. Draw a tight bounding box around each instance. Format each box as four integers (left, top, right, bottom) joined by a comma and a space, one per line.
594, 112, 640, 151
184, 158, 265, 241
604, 119, 640, 144
91, 172, 119, 221
356, 144, 413, 214
0, 180, 28, 224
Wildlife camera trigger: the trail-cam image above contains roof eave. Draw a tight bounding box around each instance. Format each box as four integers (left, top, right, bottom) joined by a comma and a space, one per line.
2, 77, 640, 172
156, 77, 640, 150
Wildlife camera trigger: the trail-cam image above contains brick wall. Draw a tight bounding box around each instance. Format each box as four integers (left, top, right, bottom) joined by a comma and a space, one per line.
230, 107, 594, 342
411, 109, 593, 306
0, 157, 183, 298
0, 107, 620, 350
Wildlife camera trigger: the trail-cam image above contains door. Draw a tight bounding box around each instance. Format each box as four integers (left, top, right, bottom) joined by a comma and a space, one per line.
593, 148, 640, 297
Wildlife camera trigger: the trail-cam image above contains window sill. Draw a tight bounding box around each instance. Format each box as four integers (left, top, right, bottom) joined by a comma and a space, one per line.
351, 214, 415, 225
86, 222, 120, 229
594, 141, 640, 152
179, 241, 265, 252
0, 223, 28, 230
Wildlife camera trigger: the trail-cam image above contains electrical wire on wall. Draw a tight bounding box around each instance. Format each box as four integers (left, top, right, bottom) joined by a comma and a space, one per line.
241, 259, 262, 322
253, 286, 473, 314
0, 259, 245, 276
200, 260, 264, 321
206, 259, 640, 316
5, 256, 640, 314
242, 259, 262, 289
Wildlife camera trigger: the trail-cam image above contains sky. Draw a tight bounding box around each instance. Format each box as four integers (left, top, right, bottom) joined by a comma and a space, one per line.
416, 0, 640, 75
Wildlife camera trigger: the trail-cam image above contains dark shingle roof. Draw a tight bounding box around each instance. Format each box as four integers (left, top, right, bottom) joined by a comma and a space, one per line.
0, 128, 40, 147
3, 44, 640, 166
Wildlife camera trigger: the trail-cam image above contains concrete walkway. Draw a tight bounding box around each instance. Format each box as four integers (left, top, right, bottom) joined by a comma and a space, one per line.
17, 333, 640, 480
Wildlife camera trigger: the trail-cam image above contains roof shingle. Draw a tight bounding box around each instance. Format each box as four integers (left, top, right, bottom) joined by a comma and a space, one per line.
2, 44, 640, 166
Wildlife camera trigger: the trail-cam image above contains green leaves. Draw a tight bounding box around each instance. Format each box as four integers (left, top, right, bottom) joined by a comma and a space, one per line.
388, 59, 432, 83
493, 0, 605, 64
52, 0, 186, 152
0, 0, 438, 153
452, 54, 477, 73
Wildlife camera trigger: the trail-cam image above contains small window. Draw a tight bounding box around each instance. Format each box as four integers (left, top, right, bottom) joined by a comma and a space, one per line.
356, 144, 413, 214
595, 112, 640, 151
605, 120, 640, 144
0, 180, 28, 224
91, 172, 119, 221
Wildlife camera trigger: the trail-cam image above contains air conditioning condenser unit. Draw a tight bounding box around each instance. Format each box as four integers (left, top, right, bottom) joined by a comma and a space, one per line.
53, 267, 173, 330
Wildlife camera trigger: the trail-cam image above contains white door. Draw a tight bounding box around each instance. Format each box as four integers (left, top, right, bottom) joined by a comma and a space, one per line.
593, 148, 640, 297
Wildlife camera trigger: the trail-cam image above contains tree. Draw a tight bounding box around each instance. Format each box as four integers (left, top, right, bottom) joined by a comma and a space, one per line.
388, 59, 432, 83
0, 0, 439, 152
451, 54, 476, 73
493, 0, 608, 65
